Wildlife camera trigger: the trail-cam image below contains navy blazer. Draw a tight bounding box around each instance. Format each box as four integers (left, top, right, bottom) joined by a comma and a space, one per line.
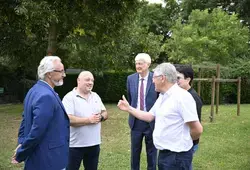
16, 80, 70, 170
126, 72, 158, 130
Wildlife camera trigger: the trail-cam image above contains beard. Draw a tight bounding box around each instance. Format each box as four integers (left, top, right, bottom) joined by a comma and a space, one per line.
51, 79, 64, 86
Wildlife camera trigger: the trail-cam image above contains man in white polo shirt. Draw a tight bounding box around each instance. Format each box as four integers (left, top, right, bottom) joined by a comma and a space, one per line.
117, 63, 203, 170
62, 71, 108, 170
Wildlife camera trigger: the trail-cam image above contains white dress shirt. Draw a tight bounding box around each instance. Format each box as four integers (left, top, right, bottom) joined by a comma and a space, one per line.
149, 84, 199, 152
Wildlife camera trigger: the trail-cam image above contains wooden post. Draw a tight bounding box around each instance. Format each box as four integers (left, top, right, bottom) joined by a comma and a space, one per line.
198, 68, 201, 96
210, 76, 216, 122
237, 77, 241, 116
216, 64, 220, 114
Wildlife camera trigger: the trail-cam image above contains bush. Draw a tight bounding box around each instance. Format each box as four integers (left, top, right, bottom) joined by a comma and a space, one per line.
1, 68, 249, 104
55, 71, 133, 103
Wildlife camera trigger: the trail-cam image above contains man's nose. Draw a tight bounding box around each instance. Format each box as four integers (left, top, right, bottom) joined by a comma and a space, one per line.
62, 72, 66, 77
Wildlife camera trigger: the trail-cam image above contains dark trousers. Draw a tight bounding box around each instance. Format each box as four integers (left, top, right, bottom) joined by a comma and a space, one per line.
66, 145, 100, 170
158, 149, 193, 170
131, 129, 157, 170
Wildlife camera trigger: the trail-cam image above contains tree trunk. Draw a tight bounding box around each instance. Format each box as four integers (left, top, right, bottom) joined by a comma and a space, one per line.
47, 22, 57, 56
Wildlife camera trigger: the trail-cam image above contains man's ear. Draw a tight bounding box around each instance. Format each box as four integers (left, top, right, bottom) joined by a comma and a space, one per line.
162, 75, 167, 83
47, 72, 52, 79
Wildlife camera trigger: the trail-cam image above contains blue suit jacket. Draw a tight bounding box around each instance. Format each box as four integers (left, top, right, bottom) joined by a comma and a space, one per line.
16, 80, 70, 170
127, 72, 158, 129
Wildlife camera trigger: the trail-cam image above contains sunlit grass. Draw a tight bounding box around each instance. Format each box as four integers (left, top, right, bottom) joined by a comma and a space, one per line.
0, 104, 249, 169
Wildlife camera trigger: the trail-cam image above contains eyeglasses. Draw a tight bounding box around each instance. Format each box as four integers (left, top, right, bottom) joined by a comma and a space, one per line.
153, 75, 163, 79
53, 70, 65, 74
177, 76, 184, 80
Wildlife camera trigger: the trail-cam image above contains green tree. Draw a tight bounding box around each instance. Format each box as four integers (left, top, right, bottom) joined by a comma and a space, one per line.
111, 1, 180, 68
0, 0, 140, 101
162, 9, 249, 65
137, 1, 180, 36
61, 12, 164, 72
62, 1, 180, 71
181, 0, 250, 24
0, 0, 139, 73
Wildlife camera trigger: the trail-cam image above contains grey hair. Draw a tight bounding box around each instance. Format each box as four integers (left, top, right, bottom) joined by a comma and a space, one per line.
153, 63, 177, 83
37, 56, 61, 80
135, 53, 151, 63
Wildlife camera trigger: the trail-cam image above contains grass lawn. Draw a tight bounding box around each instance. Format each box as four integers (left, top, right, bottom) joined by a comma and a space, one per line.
0, 104, 249, 170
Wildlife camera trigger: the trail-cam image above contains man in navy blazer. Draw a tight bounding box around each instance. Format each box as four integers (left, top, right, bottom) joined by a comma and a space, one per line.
12, 56, 70, 170
127, 53, 158, 170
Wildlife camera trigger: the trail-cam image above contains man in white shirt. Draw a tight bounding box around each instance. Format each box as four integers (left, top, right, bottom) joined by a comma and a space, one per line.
62, 71, 108, 170
118, 63, 203, 170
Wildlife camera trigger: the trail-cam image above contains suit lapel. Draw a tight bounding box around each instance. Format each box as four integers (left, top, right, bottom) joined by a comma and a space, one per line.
37, 81, 67, 114
146, 72, 152, 97
53, 91, 67, 113
134, 74, 139, 101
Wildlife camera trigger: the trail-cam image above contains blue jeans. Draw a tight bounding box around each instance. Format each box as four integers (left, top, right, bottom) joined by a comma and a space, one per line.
66, 145, 100, 170
158, 149, 193, 170
192, 144, 199, 153
189, 144, 199, 170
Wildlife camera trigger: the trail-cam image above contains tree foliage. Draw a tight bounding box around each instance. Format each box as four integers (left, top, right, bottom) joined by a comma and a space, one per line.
0, 0, 139, 75
1, 0, 249, 74
62, 1, 180, 71
181, 0, 250, 24
138, 0, 180, 36
162, 9, 249, 65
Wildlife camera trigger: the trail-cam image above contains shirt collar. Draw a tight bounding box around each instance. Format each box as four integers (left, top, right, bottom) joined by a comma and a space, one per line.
161, 83, 179, 97
40, 80, 54, 89
139, 72, 149, 82
73, 87, 92, 98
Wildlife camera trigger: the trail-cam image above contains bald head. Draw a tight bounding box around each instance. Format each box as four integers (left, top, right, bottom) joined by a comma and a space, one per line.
77, 71, 94, 94
78, 71, 93, 79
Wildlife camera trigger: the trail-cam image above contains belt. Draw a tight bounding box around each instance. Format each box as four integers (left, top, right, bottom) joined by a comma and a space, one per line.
160, 149, 171, 153
160, 149, 192, 153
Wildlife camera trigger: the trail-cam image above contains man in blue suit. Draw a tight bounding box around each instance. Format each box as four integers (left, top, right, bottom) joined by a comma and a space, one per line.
127, 53, 158, 170
12, 56, 70, 170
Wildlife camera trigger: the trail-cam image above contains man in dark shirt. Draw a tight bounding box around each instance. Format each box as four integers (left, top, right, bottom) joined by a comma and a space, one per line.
176, 66, 203, 153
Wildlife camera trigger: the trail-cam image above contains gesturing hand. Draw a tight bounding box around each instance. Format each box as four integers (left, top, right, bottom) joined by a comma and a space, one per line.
117, 95, 130, 112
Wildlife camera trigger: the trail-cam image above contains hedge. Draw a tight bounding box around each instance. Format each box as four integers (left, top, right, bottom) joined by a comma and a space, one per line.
55, 71, 133, 103
55, 70, 250, 104
1, 67, 250, 104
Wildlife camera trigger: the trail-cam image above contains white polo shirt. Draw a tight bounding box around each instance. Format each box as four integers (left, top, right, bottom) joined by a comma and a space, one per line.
149, 83, 199, 152
62, 88, 106, 147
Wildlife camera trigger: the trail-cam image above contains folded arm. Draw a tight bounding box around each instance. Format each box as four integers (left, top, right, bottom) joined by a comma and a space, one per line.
186, 121, 203, 140
68, 114, 99, 127
100, 110, 108, 121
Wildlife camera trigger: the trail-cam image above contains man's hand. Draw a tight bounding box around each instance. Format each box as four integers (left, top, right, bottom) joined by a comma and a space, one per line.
117, 95, 130, 112
11, 144, 21, 164
88, 114, 101, 124
11, 158, 19, 164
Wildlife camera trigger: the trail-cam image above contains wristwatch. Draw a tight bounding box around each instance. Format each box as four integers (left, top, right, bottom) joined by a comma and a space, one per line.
100, 114, 105, 122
